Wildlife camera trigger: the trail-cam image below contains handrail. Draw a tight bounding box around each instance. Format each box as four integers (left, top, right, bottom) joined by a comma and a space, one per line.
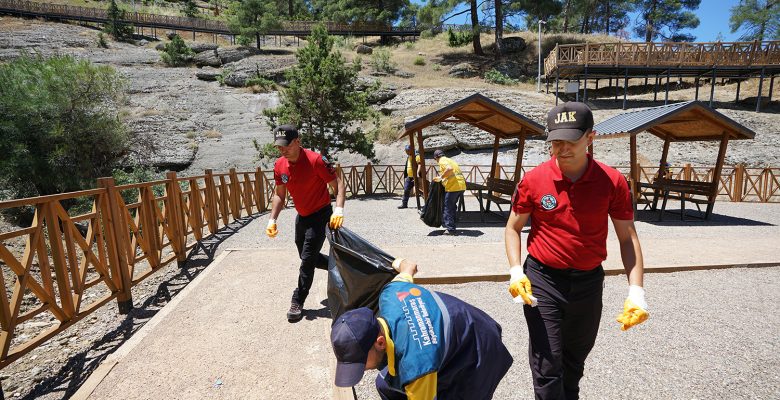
0, 0, 420, 35
544, 40, 780, 76
0, 162, 777, 369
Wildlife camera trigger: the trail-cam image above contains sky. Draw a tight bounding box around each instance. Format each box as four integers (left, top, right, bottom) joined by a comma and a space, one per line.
410, 0, 746, 42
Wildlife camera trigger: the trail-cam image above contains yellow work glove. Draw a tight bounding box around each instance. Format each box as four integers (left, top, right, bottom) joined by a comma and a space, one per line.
433, 176, 442, 182
265, 219, 278, 238
508, 265, 537, 307
329, 207, 344, 229
616, 285, 649, 331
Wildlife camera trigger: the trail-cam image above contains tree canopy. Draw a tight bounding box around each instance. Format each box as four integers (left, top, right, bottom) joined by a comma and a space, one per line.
730, 0, 779, 41
263, 24, 378, 160
633, 0, 701, 42
227, 0, 283, 48
0, 54, 129, 199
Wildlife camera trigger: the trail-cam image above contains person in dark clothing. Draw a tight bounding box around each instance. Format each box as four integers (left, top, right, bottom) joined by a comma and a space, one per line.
331, 258, 513, 400
505, 102, 649, 399
266, 124, 346, 322
399, 145, 421, 209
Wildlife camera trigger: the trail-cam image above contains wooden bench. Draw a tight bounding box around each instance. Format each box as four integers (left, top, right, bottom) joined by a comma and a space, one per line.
484, 177, 517, 214
641, 177, 717, 220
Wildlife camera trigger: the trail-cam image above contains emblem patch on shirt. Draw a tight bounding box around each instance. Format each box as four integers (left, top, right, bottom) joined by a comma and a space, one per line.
281, 174, 289, 184
540, 194, 557, 210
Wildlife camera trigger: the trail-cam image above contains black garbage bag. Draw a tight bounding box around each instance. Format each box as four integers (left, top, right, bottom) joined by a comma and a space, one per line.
420, 180, 444, 227
327, 227, 397, 319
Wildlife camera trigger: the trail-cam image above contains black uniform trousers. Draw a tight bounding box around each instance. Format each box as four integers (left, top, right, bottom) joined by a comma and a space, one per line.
400, 177, 415, 207
292, 204, 332, 306
522, 255, 604, 400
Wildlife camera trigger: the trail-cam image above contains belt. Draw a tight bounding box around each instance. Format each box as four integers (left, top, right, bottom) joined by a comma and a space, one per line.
526, 255, 604, 278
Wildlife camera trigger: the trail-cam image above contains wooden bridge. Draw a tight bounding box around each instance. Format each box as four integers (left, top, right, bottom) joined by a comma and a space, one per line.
543, 41, 780, 111
0, 0, 421, 38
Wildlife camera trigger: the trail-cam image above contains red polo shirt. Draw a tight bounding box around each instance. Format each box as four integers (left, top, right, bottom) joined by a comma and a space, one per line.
274, 148, 338, 217
512, 155, 634, 270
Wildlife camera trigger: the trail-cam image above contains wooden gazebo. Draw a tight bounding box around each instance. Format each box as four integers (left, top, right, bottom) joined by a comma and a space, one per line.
399, 93, 545, 204
593, 101, 756, 217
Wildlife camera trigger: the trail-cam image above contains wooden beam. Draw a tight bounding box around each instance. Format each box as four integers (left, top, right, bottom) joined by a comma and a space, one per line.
416, 130, 429, 201
514, 132, 525, 182
630, 134, 639, 201
408, 134, 422, 209
708, 132, 730, 217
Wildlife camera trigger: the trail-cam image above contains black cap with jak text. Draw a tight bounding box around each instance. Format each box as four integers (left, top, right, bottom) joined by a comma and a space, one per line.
545, 102, 594, 142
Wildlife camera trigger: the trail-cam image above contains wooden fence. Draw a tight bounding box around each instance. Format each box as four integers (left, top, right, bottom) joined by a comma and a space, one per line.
544, 40, 780, 76
0, 0, 420, 36
0, 163, 778, 368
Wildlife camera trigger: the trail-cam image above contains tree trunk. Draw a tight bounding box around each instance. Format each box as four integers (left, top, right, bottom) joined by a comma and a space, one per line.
645, 0, 657, 42
563, 0, 572, 33
471, 0, 484, 55
256, 32, 261, 49
288, 0, 293, 17
494, 0, 503, 58
605, 0, 611, 35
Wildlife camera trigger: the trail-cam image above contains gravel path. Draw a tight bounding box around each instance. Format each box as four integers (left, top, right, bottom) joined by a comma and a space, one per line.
354, 267, 780, 399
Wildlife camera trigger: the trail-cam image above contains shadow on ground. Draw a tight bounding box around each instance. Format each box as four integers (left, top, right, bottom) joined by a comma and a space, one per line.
635, 209, 775, 226
21, 214, 261, 400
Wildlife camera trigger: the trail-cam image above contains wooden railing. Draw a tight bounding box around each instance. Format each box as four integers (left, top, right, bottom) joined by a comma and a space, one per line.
0, 0, 419, 35
0, 163, 777, 368
544, 40, 780, 76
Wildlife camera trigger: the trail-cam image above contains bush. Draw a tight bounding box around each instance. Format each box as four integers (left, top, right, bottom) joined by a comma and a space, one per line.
104, 0, 134, 41
160, 34, 194, 67
371, 48, 396, 73
420, 29, 435, 39
245, 75, 276, 92
447, 28, 473, 47
432, 63, 441, 71
413, 56, 426, 66
0, 54, 129, 200
253, 140, 280, 167
96, 32, 109, 48
484, 68, 519, 85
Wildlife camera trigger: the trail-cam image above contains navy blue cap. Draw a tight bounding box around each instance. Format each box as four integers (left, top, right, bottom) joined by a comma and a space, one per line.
273, 124, 299, 146
331, 308, 379, 387
405, 144, 412, 151
546, 102, 594, 142
433, 149, 445, 158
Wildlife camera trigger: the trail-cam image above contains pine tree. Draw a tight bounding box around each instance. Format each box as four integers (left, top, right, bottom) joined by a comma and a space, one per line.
104, 0, 134, 41
183, 0, 199, 17
729, 0, 779, 41
226, 0, 283, 49
633, 0, 701, 42
263, 25, 378, 160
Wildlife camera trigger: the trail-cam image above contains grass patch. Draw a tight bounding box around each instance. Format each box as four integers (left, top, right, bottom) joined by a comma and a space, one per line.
204, 129, 223, 139
413, 56, 426, 66
377, 115, 404, 144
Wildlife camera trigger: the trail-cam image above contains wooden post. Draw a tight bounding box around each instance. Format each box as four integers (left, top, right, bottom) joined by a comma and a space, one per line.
555, 68, 560, 105
43, 202, 76, 320
514, 134, 525, 182
684, 163, 693, 181
188, 177, 203, 241
768, 75, 775, 102
735, 79, 741, 103
709, 69, 716, 107
203, 169, 219, 234
97, 178, 133, 314
365, 163, 373, 195
416, 130, 429, 201
756, 67, 765, 113
165, 172, 187, 266
733, 163, 745, 202
218, 175, 230, 226
707, 133, 730, 217
623, 67, 628, 110
255, 167, 266, 212
228, 168, 241, 219
490, 136, 500, 181
659, 138, 671, 178
695, 76, 700, 101
242, 172, 254, 215
665, 69, 670, 105
140, 185, 161, 270
583, 66, 588, 102
653, 75, 659, 102
408, 133, 422, 209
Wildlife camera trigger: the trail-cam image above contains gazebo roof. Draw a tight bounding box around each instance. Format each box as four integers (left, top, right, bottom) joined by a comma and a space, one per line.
400, 93, 545, 139
593, 101, 757, 142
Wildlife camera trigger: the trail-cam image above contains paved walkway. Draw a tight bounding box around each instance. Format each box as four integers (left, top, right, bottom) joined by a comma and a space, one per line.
74, 197, 780, 399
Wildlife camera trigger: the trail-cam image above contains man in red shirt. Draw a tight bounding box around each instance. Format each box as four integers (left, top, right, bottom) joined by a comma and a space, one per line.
265, 124, 346, 322
504, 102, 649, 399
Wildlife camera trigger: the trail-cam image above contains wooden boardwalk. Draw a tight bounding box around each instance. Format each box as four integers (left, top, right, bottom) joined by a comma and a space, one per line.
543, 41, 780, 111
0, 0, 421, 38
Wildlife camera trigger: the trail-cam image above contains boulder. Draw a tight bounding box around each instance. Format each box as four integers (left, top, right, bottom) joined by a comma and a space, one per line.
367, 88, 397, 104
155, 42, 166, 51
393, 70, 415, 78
451, 128, 519, 150
500, 37, 526, 53
137, 39, 149, 47
195, 66, 221, 81
189, 42, 219, 53
166, 31, 178, 40
222, 70, 252, 87
490, 60, 527, 79
216, 46, 262, 64
449, 62, 478, 78
355, 44, 373, 54
193, 49, 221, 67
423, 134, 458, 152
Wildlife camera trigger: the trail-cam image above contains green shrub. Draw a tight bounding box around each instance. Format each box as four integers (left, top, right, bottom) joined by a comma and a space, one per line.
104, 0, 134, 41
96, 32, 109, 48
420, 29, 435, 39
353, 55, 363, 70
246, 75, 276, 92
371, 48, 396, 73
405, 42, 415, 50
0, 54, 128, 202
413, 56, 426, 66
253, 139, 280, 167
216, 66, 234, 86
484, 68, 519, 85
447, 28, 473, 47
432, 63, 441, 71
160, 34, 194, 67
